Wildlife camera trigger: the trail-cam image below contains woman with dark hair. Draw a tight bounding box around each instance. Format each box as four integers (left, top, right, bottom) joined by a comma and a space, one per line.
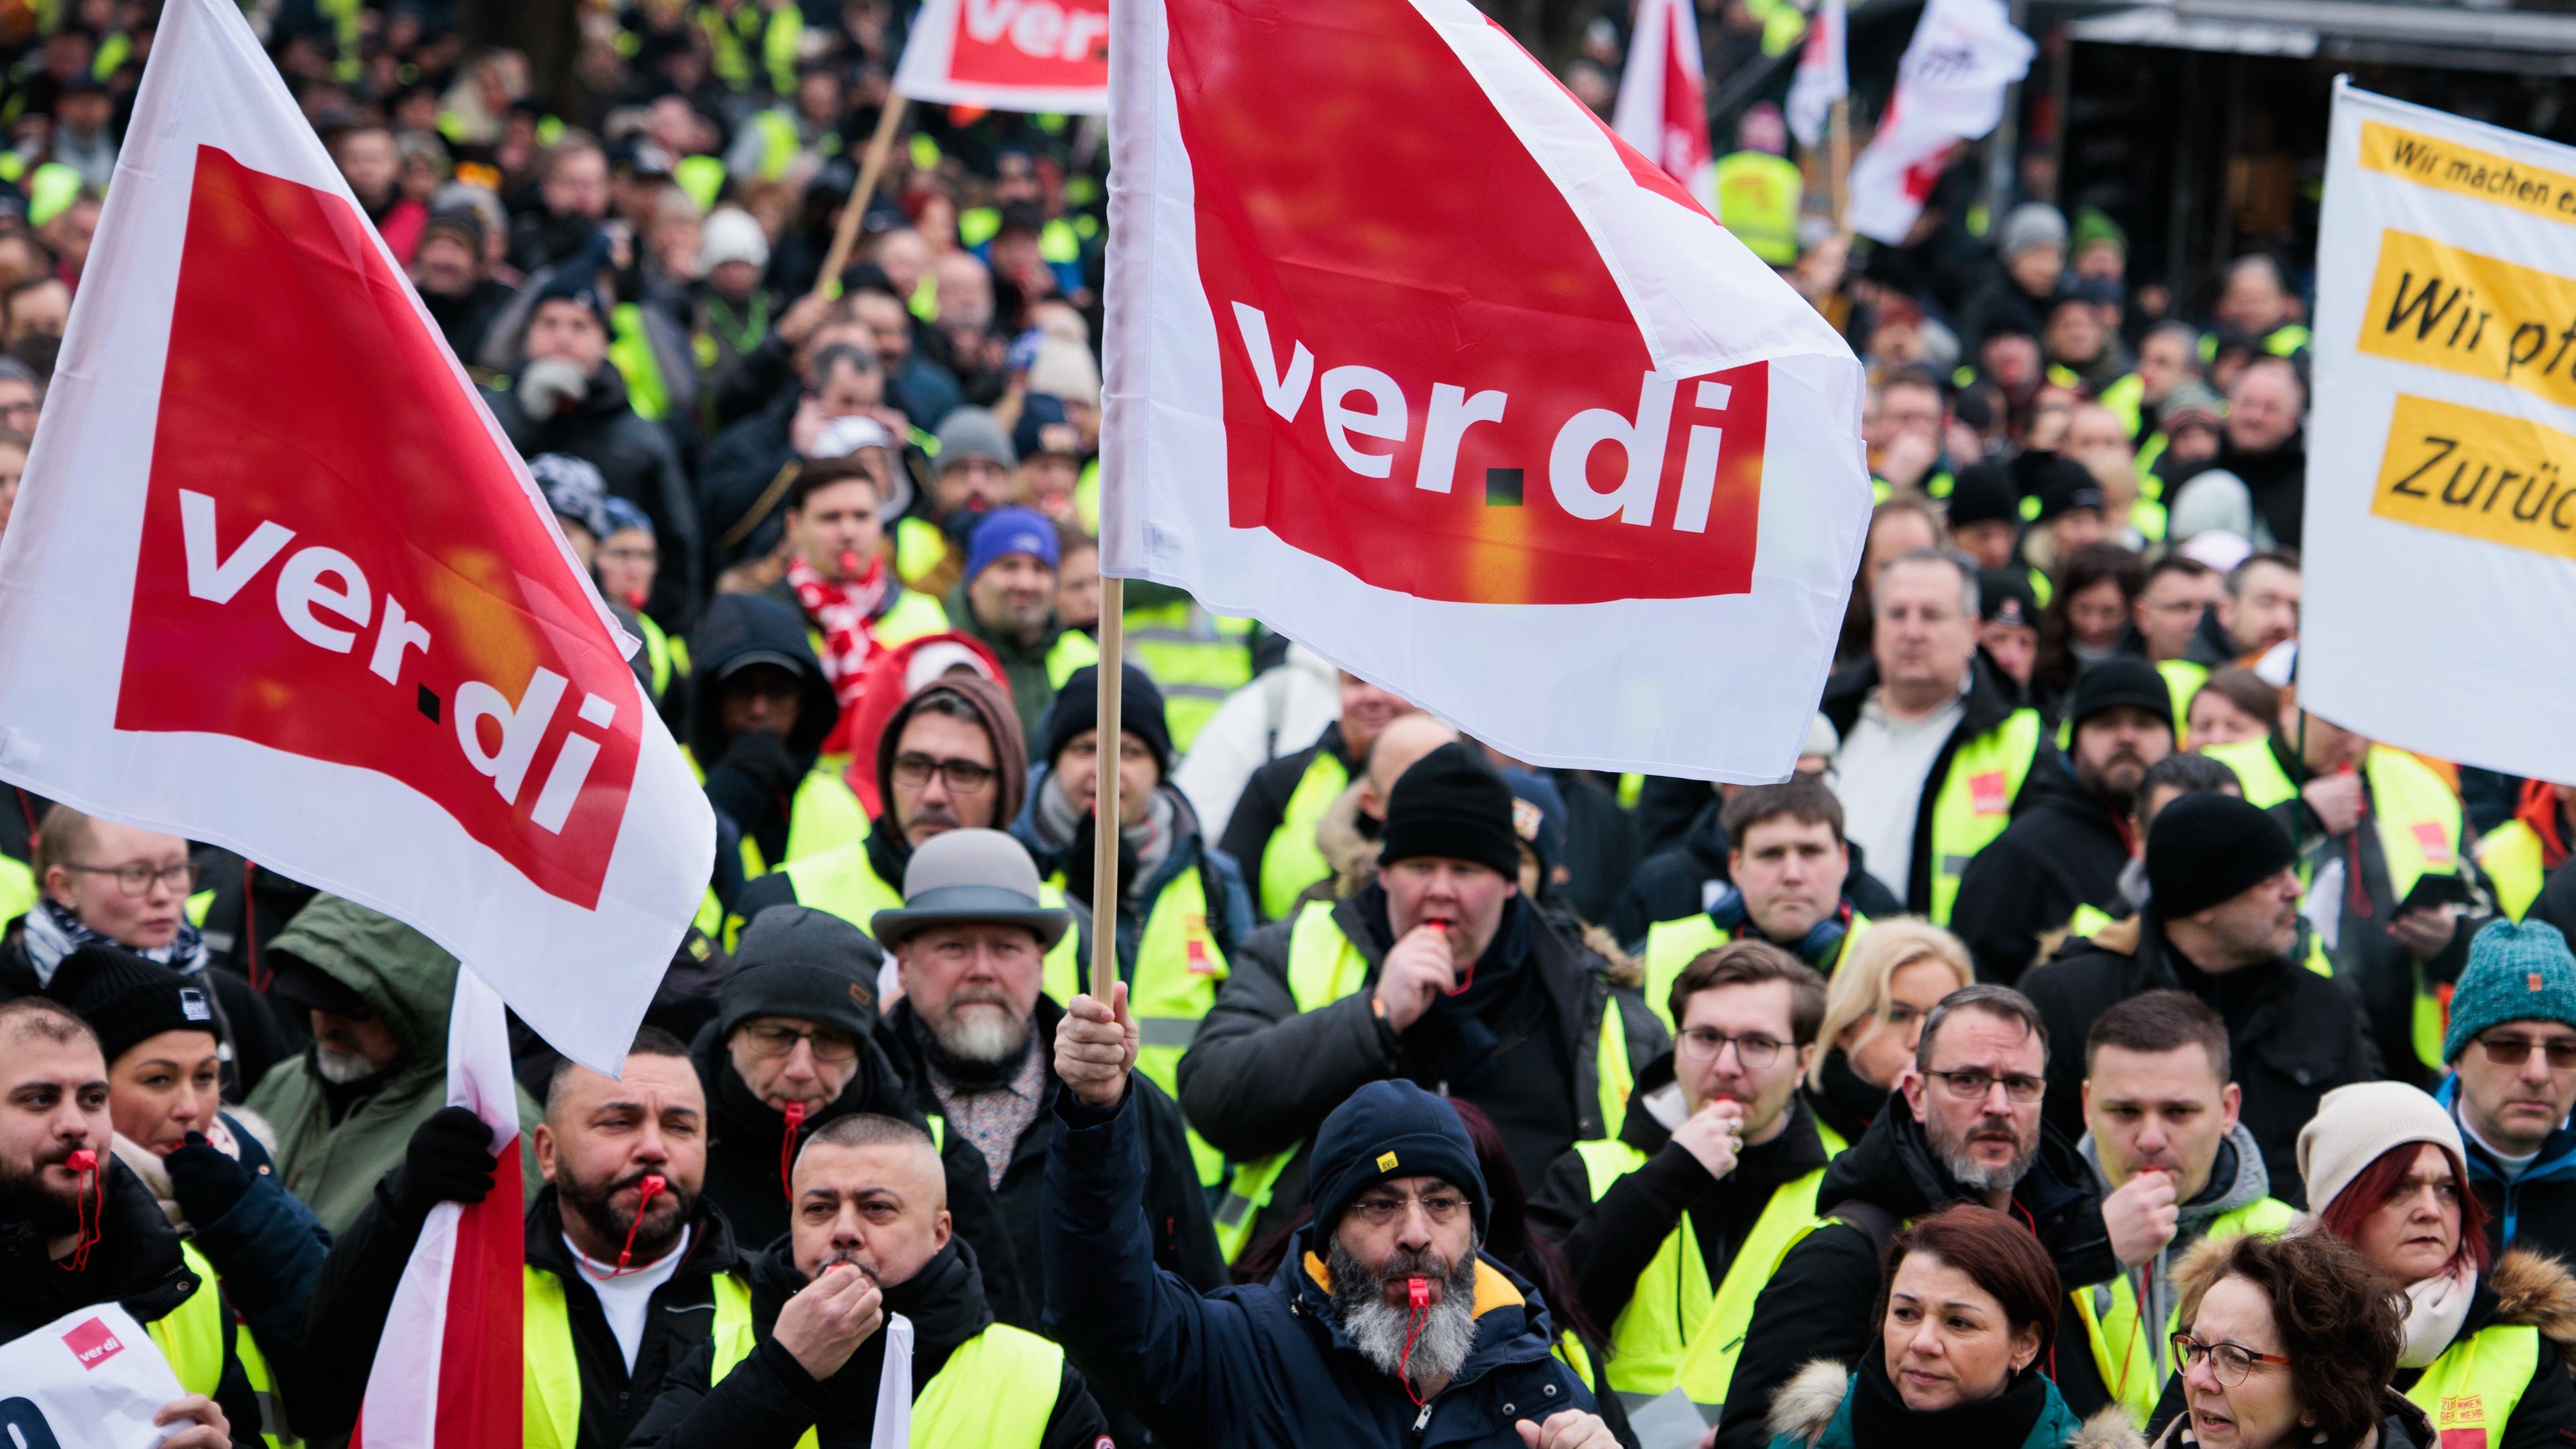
2157, 1231, 2426, 1448
2184, 668, 2277, 751
2291, 1083, 2576, 1449
1764, 1203, 2141, 1448
2031, 543, 2147, 719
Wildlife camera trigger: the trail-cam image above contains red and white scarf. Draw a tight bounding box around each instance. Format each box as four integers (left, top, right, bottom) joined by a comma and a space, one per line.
787, 552, 894, 712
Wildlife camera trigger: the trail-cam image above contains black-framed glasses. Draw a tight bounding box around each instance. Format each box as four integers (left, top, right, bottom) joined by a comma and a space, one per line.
61, 861, 196, 897
738, 1022, 859, 1063
1678, 1028, 1784, 1068
1926, 1069, 2045, 1104
890, 752, 998, 795
2477, 1033, 2576, 1070
1347, 1189, 1469, 1226
2171, 1333, 2290, 1386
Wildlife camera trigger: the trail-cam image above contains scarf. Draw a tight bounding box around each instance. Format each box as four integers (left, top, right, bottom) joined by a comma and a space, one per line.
786, 551, 894, 712
2397, 1263, 2477, 1368
1038, 777, 1177, 906
21, 898, 209, 987
1356, 883, 1532, 1094
1845, 1351, 2051, 1448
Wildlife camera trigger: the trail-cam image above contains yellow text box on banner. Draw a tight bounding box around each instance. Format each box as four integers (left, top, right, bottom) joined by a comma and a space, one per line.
2361, 229, 2576, 413
2360, 119, 2576, 225
2373, 392, 2576, 559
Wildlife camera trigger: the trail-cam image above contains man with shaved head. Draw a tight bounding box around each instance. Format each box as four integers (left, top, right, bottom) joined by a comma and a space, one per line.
631, 1112, 1110, 1446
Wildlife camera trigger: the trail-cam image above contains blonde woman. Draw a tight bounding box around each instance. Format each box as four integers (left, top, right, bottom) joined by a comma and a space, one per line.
1806, 919, 1975, 1142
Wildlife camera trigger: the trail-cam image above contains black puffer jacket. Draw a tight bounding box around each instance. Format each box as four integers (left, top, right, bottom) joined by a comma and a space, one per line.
484, 364, 704, 626
1948, 765, 2135, 983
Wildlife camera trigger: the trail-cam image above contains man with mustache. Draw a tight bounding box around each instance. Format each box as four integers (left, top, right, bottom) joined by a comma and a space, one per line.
1048, 998, 1621, 1448
1710, 984, 2126, 1448
2023, 794, 2380, 1205
297, 1027, 751, 1449
1952, 657, 2177, 982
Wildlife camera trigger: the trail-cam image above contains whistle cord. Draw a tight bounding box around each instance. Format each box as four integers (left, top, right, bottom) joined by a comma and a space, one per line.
780, 1101, 806, 1203
580, 1173, 667, 1280
58, 1150, 101, 1273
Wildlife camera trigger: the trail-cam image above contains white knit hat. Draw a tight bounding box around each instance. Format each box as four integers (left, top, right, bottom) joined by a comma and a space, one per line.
2296, 1081, 2465, 1218
700, 206, 770, 272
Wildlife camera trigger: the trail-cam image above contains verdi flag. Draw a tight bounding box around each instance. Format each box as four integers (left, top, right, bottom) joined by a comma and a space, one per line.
0, 0, 712, 1075
1102, 0, 1870, 782
1785, 0, 1847, 152
894, 0, 1111, 114
1846, 0, 2031, 244
1611, 0, 1715, 195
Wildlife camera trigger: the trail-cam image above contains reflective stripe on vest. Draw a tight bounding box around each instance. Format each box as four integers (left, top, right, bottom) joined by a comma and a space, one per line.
146, 1242, 225, 1397
2403, 1322, 2538, 1444
709, 1314, 1062, 1448
2478, 820, 2546, 922
1573, 1122, 1849, 1412
526, 1263, 754, 1449
1926, 709, 2045, 924
1260, 749, 1350, 920
1122, 600, 1253, 754
2074, 1198, 2296, 1427
1639, 913, 1870, 1032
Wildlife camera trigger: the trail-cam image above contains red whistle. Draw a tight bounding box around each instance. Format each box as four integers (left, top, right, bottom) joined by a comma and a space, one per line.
1407, 1276, 1430, 1310
838, 549, 865, 578
64, 1149, 95, 1173
639, 1172, 666, 1197
624, 587, 649, 609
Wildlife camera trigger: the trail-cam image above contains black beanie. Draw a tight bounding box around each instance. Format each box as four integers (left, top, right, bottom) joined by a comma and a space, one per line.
1307, 1079, 1488, 1237
48, 945, 218, 1067
1036, 663, 1173, 778
718, 906, 885, 1042
1947, 461, 2020, 529
1380, 742, 1521, 880
2147, 793, 2298, 920
2068, 655, 2174, 731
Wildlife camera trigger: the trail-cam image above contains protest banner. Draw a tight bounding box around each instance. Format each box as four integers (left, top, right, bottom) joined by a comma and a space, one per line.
892, 0, 1110, 114
2303, 81, 2576, 782
1100, 0, 1872, 784
0, 0, 712, 1077
1613, 0, 1715, 196
0, 1305, 186, 1449
1846, 0, 2032, 245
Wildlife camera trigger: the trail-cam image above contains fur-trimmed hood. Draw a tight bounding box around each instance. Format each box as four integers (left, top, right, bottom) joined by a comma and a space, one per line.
1765, 1358, 2143, 1448
1313, 780, 1382, 898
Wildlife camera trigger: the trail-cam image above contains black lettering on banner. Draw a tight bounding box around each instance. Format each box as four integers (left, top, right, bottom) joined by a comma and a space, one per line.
2445, 462, 2489, 506
2388, 435, 2455, 498
2512, 467, 2558, 523
2508, 323, 2548, 378
2556, 483, 2576, 530
2384, 271, 2462, 341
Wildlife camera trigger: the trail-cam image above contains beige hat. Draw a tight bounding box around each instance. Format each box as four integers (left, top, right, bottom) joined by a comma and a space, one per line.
2296, 1081, 2464, 1218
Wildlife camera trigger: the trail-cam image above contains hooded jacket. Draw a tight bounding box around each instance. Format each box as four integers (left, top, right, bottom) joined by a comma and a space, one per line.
1710, 1096, 2119, 1449
2436, 1075, 2576, 1271
244, 894, 542, 1236
482, 363, 704, 627
1951, 764, 2138, 983
688, 1013, 917, 1252
2074, 1120, 2278, 1369
1044, 1086, 1597, 1448
629, 1234, 1110, 1449
690, 592, 848, 871
1764, 1356, 2143, 1449
1011, 767, 1254, 980
1607, 795, 1906, 948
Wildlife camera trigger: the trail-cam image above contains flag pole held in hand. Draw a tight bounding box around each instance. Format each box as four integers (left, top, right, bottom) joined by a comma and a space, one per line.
1090, 578, 1124, 1001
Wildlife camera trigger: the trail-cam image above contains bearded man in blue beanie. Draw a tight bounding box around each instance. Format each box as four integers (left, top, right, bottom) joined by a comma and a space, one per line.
1042, 996, 1617, 1448
948, 505, 1097, 741
2435, 918, 2576, 1262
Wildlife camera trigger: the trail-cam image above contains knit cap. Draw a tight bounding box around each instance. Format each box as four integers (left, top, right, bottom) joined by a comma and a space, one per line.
1036, 663, 1173, 777
2298, 1081, 2463, 1219
2146, 792, 2297, 920
1307, 1079, 1489, 1236
963, 505, 1058, 582
1998, 203, 2068, 261
48, 945, 219, 1068
1380, 741, 1521, 881
2443, 919, 2576, 1064
718, 906, 885, 1042
934, 407, 1017, 474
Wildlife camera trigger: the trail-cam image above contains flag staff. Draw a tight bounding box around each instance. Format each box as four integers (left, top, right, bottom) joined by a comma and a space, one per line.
1829, 95, 1852, 232
1091, 578, 1125, 1000
814, 95, 912, 296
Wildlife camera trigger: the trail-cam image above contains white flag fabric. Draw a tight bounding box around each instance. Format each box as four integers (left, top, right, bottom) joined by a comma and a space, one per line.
1845, 0, 2031, 244
1611, 0, 1714, 195
0, 1305, 186, 1448
1786, 0, 1847, 152
1103, 0, 1870, 782
894, 0, 1110, 114
0, 0, 711, 1074
2302, 81, 2576, 782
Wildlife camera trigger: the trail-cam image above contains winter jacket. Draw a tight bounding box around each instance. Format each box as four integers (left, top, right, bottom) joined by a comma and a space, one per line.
1218, 720, 1359, 922
1607, 795, 1904, 949
244, 894, 542, 1236
694, 385, 800, 572
0, 921, 290, 1104
1950, 768, 2137, 983
298, 1183, 749, 1447
1044, 1087, 1599, 1448
1710, 1096, 2119, 1449
2438, 1076, 2576, 1273
1764, 1357, 2142, 1449
688, 592, 865, 880
1177, 886, 1668, 1246
1012, 770, 1255, 981
688, 1017, 918, 1251
1177, 646, 1344, 846
2022, 914, 2380, 1210
630, 1232, 1108, 1449
1548, 768, 1643, 928
484, 364, 704, 626
943, 580, 1092, 745
879, 996, 1226, 1335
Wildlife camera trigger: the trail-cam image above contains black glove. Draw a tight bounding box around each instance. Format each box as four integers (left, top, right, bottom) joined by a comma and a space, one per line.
392, 1106, 498, 1216
164, 1132, 256, 1227
702, 727, 800, 839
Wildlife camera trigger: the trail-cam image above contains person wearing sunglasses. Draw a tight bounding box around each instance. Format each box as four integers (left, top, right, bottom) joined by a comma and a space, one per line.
2156, 1231, 2428, 1449
2429, 920, 2576, 1264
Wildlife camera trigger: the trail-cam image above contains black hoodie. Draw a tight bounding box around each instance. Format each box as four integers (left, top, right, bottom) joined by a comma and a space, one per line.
482, 362, 704, 626
688, 593, 842, 870
1948, 759, 2135, 983
690, 1018, 919, 1252
627, 1235, 1110, 1449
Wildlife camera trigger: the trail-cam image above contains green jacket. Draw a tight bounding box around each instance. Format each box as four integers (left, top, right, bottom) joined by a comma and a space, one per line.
943, 582, 1099, 743
245, 895, 540, 1235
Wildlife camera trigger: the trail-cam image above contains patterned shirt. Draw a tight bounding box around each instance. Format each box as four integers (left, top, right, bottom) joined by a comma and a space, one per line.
929, 1036, 1048, 1189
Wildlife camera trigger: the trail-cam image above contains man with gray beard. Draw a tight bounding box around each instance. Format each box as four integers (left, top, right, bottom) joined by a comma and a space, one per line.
1709, 985, 2129, 1448
873, 828, 1222, 1348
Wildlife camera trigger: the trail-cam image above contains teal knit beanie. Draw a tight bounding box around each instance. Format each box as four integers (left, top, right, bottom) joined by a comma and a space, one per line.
2443, 919, 2576, 1064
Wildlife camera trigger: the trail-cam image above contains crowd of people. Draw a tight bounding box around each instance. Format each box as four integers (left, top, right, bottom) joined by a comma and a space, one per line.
0, 3, 2573, 1449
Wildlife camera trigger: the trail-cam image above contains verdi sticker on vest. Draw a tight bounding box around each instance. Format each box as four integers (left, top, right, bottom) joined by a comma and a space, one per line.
2411, 820, 2457, 865
1968, 769, 2010, 815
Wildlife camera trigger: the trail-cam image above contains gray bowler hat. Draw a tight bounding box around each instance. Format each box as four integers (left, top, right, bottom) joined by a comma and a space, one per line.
870, 828, 1071, 951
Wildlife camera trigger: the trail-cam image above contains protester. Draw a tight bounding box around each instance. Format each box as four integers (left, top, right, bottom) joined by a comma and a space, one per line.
1210, 665, 1405, 902
913, 406, 1023, 588
2030, 544, 2143, 717
630, 1113, 1114, 1447
1634, 777, 1877, 1020
1804, 921, 1978, 1144
688, 592, 869, 885
1293, 711, 1466, 907
947, 506, 1097, 742
2203, 552, 2302, 663
2183, 669, 2277, 751
2023, 794, 2379, 1202
2054, 751, 2247, 941
2429, 920, 2576, 1263
1978, 568, 2045, 690
2157, 1232, 2429, 1449
2173, 357, 2307, 551
769, 454, 951, 747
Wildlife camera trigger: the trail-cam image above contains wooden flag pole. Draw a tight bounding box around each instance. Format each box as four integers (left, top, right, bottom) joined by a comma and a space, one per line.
1089, 576, 1126, 1001
1829, 95, 1852, 235
812, 94, 911, 299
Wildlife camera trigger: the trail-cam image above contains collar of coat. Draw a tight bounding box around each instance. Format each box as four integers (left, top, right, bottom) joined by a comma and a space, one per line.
1764, 1358, 2143, 1449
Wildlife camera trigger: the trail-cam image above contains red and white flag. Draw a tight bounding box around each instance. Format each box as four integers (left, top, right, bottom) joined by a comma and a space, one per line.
894, 0, 1110, 115
1103, 0, 1870, 782
1611, 0, 1713, 195
349, 972, 522, 1449
0, 0, 711, 1073
1785, 0, 1847, 152
1846, 0, 2032, 243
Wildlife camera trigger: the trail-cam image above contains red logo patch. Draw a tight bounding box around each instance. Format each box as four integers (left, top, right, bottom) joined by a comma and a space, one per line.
1968, 770, 2010, 816
946, 0, 1109, 89
2411, 822, 2455, 867
115, 147, 638, 908
60, 1316, 123, 1369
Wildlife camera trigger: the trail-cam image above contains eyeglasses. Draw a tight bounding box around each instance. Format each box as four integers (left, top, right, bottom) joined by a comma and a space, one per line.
61, 861, 197, 897
1925, 1069, 2045, 1104
2477, 1033, 2576, 1070
1678, 1028, 1786, 1068
739, 1022, 859, 1063
2170, 1333, 2291, 1386
890, 752, 998, 795
598, 544, 657, 567
1348, 1189, 1469, 1226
